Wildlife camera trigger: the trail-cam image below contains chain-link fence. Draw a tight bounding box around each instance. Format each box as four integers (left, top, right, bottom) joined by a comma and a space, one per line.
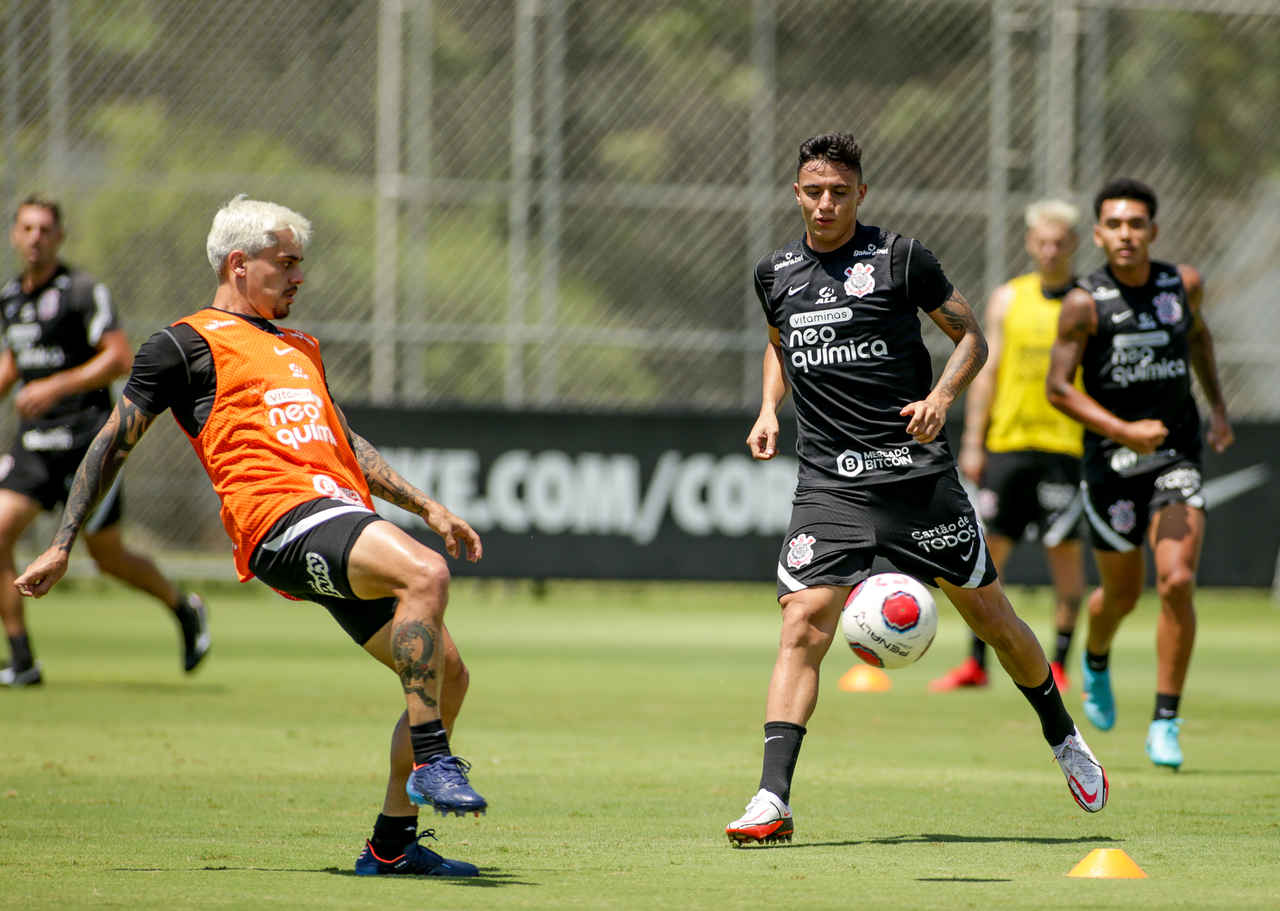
2, 0, 1278, 570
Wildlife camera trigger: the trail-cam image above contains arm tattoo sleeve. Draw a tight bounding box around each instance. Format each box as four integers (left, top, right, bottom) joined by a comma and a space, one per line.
53, 398, 155, 553
349, 431, 429, 512
932, 290, 988, 401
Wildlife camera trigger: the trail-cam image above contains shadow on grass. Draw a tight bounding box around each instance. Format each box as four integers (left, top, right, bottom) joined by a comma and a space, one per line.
113, 866, 536, 887
735, 833, 1123, 850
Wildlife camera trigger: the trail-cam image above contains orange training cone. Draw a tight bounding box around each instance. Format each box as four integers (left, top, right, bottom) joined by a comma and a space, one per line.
838, 665, 892, 692
1067, 848, 1148, 879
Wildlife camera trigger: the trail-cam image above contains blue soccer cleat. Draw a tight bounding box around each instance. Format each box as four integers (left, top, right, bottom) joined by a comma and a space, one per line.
406, 755, 488, 816
1146, 717, 1183, 770
354, 829, 478, 877
1080, 657, 1116, 731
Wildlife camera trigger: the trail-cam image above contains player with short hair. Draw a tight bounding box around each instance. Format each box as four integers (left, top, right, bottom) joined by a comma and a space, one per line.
16, 195, 486, 876
0, 196, 209, 688
931, 198, 1086, 693
725, 133, 1107, 846
1046, 178, 1233, 770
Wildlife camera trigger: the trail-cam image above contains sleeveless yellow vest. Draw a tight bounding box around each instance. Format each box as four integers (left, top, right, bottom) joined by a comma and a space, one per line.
985, 273, 1083, 456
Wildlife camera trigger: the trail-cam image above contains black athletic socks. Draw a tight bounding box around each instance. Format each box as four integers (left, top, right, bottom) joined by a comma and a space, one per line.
6, 633, 33, 671
409, 720, 451, 766
1085, 650, 1109, 673
370, 813, 418, 856
1016, 671, 1075, 746
1053, 629, 1074, 667
1154, 692, 1181, 721
969, 635, 988, 669
759, 721, 806, 804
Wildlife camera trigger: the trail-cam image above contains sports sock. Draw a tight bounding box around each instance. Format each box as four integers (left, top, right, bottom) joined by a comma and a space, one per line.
1084, 650, 1109, 672
1153, 692, 1181, 721
1052, 629, 1073, 666
758, 721, 806, 804
409, 720, 450, 766
7, 634, 33, 671
1015, 671, 1075, 746
969, 635, 988, 669
370, 813, 418, 856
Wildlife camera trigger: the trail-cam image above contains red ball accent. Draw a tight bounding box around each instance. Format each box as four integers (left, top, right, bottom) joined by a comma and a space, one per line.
881, 591, 921, 631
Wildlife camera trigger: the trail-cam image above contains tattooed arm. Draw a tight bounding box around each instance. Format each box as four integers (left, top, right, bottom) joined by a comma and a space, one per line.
14, 396, 157, 597
334, 405, 483, 563
903, 288, 989, 444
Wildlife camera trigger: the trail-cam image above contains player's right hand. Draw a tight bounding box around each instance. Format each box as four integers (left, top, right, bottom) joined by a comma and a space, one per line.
14, 548, 70, 598
746, 413, 780, 460
1121, 418, 1168, 454
957, 444, 985, 484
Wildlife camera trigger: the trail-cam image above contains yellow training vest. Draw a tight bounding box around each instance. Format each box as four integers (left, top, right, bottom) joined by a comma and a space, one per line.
985, 273, 1083, 456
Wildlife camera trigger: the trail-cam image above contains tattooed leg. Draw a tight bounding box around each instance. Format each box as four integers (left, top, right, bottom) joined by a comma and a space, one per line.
391, 613, 443, 722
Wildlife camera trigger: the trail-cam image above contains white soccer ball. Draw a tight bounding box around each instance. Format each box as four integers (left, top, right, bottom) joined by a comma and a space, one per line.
841, 572, 938, 669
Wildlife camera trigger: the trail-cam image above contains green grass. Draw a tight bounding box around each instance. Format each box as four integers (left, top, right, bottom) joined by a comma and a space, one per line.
2, 579, 1278, 909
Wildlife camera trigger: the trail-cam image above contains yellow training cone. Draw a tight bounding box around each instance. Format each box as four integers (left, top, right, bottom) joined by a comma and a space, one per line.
1067, 848, 1148, 879
838, 665, 892, 692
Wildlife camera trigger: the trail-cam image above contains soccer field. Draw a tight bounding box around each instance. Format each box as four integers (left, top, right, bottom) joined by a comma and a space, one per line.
2, 579, 1277, 910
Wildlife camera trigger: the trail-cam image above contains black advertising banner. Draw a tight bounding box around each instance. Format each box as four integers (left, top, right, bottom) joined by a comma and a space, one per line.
346, 406, 1276, 587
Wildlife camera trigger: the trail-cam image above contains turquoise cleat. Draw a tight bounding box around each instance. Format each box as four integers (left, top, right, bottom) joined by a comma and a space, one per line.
1080, 658, 1116, 731
1146, 717, 1183, 770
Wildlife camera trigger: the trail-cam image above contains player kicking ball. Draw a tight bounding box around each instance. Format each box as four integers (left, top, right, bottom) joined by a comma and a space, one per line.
726, 133, 1107, 846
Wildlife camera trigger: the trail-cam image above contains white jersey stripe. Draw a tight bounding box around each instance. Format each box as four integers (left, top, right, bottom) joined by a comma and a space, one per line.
1079, 481, 1137, 551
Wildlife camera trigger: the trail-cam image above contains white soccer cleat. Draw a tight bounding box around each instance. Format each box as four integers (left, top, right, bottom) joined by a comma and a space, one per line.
1053, 726, 1109, 813
725, 788, 794, 846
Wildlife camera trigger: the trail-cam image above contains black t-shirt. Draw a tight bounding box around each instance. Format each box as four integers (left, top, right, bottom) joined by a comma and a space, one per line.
0, 264, 120, 442
755, 223, 955, 488
123, 309, 287, 438
1077, 261, 1201, 475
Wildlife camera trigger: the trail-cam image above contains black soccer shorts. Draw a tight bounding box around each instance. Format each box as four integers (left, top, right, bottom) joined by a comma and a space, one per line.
977, 449, 1083, 546
776, 468, 999, 600
1081, 456, 1204, 552
248, 497, 398, 645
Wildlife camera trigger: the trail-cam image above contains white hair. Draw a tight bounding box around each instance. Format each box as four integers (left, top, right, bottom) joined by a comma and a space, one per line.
1024, 198, 1080, 231
206, 194, 313, 276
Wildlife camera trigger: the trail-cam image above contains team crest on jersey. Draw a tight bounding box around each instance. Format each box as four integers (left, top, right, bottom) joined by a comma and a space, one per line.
786, 533, 817, 569
36, 288, 60, 321
1153, 292, 1182, 325
1108, 499, 1136, 534
843, 263, 875, 298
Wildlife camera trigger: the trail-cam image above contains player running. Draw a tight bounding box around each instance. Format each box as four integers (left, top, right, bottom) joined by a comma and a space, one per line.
1, 196, 208, 687
1046, 178, 1233, 770
725, 133, 1107, 847
15, 196, 485, 875
931, 199, 1086, 693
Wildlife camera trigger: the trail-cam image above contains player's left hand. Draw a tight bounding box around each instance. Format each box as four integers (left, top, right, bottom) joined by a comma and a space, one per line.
900, 398, 946, 444
15, 377, 65, 419
1207, 406, 1234, 453
14, 547, 70, 598
425, 508, 483, 562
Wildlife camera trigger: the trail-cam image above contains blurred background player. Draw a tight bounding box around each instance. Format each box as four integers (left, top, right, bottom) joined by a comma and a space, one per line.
725, 133, 1107, 847
0, 196, 208, 687
931, 199, 1086, 693
1046, 178, 1233, 770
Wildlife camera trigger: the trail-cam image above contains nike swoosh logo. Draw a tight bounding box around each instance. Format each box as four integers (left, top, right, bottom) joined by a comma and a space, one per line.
1111, 311, 1132, 323
1072, 776, 1098, 804
274, 345, 294, 355
1043, 682, 1054, 695
764, 735, 783, 743
1202, 463, 1269, 509
787, 283, 809, 296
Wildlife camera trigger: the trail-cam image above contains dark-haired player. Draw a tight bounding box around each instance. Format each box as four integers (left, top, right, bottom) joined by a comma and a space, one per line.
725, 133, 1107, 846
1047, 178, 1233, 770
0, 196, 208, 687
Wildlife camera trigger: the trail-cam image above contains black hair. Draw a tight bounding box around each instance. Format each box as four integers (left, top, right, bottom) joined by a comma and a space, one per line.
797, 133, 863, 181
13, 194, 63, 227
1093, 178, 1157, 220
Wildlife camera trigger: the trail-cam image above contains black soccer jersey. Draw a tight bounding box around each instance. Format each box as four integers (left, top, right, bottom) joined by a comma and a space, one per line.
755, 223, 955, 488
0, 264, 119, 445
1077, 261, 1201, 475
